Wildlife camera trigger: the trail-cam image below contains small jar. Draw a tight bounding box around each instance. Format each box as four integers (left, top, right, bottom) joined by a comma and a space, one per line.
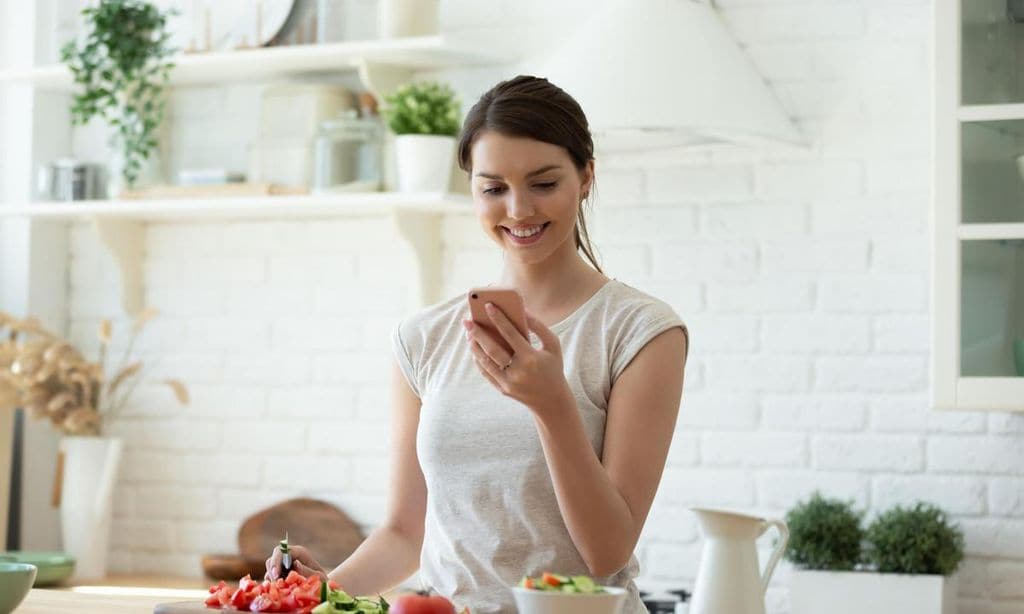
312, 108, 382, 193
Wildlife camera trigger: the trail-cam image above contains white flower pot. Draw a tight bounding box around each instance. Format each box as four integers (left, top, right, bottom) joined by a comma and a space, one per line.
394, 134, 455, 193
790, 570, 958, 614
59, 436, 123, 581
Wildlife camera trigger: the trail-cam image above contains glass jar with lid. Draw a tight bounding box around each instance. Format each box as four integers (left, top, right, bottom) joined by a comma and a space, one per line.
312, 106, 383, 193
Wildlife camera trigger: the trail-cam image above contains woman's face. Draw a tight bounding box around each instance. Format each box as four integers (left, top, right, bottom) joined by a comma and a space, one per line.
469, 130, 593, 265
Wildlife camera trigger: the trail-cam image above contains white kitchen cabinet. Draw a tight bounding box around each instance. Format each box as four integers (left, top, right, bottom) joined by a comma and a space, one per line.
934, 0, 1024, 411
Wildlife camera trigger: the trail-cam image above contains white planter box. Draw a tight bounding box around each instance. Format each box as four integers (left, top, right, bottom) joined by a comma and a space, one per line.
790, 570, 957, 614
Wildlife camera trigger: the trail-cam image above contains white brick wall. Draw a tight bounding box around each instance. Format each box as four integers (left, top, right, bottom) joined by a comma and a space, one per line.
55, 0, 1024, 612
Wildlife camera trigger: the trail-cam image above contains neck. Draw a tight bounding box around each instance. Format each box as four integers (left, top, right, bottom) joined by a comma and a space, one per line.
498, 234, 604, 311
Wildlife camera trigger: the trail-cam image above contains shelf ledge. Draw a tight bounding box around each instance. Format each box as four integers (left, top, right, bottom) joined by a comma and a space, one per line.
0, 36, 510, 91
957, 223, 1024, 241
958, 104, 1024, 122
0, 192, 472, 221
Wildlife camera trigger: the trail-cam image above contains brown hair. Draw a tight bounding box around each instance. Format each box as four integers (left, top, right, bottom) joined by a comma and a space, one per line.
456, 75, 603, 274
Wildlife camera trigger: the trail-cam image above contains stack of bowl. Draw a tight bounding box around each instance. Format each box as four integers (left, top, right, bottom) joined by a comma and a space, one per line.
0, 552, 75, 587
0, 562, 36, 614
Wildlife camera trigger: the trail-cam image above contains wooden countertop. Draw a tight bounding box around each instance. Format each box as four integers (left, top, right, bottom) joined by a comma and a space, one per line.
19, 576, 210, 614
18, 575, 403, 614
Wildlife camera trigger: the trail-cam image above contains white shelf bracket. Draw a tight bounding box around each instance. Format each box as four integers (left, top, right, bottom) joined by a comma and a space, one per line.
391, 208, 443, 308
92, 217, 145, 317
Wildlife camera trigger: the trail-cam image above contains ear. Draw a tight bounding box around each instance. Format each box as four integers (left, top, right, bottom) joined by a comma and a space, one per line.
581, 159, 595, 199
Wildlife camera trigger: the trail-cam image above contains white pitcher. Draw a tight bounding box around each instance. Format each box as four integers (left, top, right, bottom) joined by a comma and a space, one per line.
689, 507, 789, 614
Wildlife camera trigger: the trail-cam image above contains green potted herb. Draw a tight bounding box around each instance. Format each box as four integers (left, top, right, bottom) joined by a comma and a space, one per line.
60, 0, 176, 196
380, 81, 460, 193
786, 493, 963, 614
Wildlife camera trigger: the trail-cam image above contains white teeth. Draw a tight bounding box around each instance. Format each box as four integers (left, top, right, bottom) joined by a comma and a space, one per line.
509, 225, 544, 238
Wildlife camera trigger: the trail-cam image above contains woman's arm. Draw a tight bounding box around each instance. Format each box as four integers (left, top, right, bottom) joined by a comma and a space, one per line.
532, 327, 687, 577
329, 359, 428, 593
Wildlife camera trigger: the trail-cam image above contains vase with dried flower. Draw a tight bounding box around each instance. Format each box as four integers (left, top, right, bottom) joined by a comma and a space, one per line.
0, 308, 188, 580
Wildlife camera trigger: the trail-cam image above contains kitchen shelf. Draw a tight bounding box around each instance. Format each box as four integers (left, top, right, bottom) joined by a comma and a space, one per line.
0, 36, 508, 93
958, 104, 1024, 122
957, 223, 1024, 240
0, 191, 471, 221
2, 192, 472, 315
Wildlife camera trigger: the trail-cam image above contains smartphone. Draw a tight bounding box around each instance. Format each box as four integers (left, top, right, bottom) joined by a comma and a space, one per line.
467, 287, 529, 354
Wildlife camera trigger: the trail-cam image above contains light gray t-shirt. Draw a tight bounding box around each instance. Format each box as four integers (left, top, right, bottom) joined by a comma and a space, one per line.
390, 278, 688, 614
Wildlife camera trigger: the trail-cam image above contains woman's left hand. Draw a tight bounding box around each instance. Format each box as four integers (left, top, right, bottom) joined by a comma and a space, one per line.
463, 302, 572, 416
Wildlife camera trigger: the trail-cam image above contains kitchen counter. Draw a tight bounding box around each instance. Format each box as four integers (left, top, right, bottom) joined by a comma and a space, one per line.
18, 575, 403, 613
18, 575, 210, 613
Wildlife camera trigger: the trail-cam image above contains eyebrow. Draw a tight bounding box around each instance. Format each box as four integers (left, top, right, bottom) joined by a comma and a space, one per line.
473, 164, 563, 180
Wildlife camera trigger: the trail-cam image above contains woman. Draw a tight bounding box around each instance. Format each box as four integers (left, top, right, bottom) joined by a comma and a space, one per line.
266, 75, 689, 614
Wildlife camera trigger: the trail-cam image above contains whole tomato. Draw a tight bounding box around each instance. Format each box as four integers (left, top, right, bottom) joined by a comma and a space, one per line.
389, 591, 456, 614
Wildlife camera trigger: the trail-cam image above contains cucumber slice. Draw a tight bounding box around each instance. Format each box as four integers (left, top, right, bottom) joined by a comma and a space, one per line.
571, 575, 598, 593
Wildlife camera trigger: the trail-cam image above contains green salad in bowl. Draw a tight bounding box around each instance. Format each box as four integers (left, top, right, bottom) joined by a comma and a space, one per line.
512, 571, 626, 614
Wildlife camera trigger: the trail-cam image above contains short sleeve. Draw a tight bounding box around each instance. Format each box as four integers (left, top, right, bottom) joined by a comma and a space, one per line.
610, 301, 689, 384
390, 318, 421, 398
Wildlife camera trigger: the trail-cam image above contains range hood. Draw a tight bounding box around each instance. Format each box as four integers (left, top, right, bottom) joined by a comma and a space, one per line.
538, 0, 803, 151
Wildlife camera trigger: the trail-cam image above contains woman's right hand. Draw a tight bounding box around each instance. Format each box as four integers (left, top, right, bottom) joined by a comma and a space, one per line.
264, 543, 329, 582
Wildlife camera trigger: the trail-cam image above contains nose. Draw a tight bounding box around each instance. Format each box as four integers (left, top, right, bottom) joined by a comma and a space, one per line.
506, 187, 536, 221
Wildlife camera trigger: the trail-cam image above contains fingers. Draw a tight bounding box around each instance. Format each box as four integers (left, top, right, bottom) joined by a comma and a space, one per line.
468, 336, 507, 377
290, 546, 324, 576
293, 560, 328, 581
265, 545, 281, 580
290, 544, 313, 561
463, 319, 512, 368
266, 544, 325, 581
525, 310, 559, 350
484, 303, 530, 352
470, 339, 507, 385
471, 345, 505, 391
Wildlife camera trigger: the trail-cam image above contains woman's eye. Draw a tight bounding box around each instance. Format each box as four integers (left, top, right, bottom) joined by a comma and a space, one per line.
535, 182, 557, 190
483, 186, 505, 195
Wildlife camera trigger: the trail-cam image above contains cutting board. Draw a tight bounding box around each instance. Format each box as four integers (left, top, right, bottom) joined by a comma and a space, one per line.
237, 497, 363, 569
154, 603, 306, 614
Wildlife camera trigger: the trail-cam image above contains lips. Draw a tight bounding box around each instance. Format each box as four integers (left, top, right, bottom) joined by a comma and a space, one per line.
502, 222, 550, 245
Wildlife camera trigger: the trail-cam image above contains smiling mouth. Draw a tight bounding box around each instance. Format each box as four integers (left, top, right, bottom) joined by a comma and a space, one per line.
501, 222, 550, 243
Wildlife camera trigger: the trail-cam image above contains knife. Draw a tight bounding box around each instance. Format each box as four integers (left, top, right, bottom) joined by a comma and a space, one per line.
279, 532, 292, 579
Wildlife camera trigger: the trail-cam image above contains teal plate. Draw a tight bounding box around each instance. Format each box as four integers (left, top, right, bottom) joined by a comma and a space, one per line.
0, 552, 75, 586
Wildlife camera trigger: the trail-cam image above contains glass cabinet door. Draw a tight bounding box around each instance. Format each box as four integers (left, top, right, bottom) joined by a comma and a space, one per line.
962, 0, 1024, 105
961, 239, 1024, 377
932, 1, 1024, 410
961, 120, 1024, 223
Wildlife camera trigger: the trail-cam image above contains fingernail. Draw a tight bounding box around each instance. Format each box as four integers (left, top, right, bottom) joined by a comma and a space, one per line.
463, 319, 474, 330
485, 302, 495, 311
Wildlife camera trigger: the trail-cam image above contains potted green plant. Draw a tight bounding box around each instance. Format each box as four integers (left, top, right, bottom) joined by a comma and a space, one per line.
60, 0, 176, 196
381, 81, 461, 193
787, 493, 963, 614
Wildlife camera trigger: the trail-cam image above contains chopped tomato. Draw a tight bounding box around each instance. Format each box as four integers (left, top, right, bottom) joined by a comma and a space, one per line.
204, 572, 325, 613
541, 572, 561, 587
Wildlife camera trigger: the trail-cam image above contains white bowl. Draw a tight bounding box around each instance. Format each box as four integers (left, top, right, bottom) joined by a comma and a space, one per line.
511, 585, 627, 614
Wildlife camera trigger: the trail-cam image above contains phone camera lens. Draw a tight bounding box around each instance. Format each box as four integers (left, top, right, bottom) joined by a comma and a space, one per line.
471, 293, 478, 299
